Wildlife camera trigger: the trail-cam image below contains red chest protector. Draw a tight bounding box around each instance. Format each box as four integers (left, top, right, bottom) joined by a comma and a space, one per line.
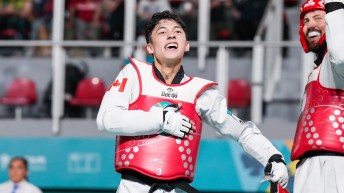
291, 67, 344, 160
115, 58, 216, 181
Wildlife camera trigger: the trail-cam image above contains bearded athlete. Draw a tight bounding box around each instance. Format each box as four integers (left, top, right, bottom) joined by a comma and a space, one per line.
97, 11, 288, 193
291, 0, 344, 192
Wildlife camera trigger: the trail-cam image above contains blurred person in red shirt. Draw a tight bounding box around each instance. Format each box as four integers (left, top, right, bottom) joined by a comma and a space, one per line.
66, 0, 103, 56
67, 0, 102, 40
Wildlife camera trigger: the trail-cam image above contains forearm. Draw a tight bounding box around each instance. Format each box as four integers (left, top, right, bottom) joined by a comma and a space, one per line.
211, 113, 282, 166
97, 107, 163, 136
238, 122, 282, 166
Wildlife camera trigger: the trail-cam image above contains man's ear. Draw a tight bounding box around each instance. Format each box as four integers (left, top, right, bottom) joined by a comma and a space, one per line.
147, 43, 154, 54
185, 41, 190, 52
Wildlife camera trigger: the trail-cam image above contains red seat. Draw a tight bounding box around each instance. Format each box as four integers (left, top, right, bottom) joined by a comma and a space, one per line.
0, 78, 37, 106
227, 79, 251, 108
69, 77, 106, 106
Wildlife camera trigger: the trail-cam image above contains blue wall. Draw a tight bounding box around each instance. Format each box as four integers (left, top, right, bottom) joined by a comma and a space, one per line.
0, 138, 295, 192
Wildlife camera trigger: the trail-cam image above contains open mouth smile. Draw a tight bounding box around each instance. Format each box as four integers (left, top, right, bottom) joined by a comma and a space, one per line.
165, 43, 178, 50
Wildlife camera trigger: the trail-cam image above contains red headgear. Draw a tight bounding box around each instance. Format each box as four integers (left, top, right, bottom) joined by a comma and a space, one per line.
299, 0, 326, 53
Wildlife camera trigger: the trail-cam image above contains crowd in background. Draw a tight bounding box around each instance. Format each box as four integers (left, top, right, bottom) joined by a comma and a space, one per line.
0, 0, 299, 119
0, 0, 295, 57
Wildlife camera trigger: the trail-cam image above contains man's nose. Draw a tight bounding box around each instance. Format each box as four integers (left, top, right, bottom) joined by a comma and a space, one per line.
307, 19, 317, 28
167, 32, 176, 39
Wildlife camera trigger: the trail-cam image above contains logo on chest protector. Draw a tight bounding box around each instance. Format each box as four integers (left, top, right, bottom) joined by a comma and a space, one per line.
161, 88, 178, 98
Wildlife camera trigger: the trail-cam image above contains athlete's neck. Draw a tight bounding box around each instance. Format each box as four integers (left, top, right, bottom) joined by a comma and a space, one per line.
154, 60, 182, 84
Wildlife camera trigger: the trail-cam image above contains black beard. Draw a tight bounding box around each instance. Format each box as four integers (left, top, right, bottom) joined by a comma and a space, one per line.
307, 41, 320, 53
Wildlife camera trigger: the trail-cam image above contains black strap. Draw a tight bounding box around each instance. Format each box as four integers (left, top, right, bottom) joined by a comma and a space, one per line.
270, 182, 278, 193
121, 170, 199, 193
267, 154, 286, 165
148, 183, 174, 193
299, 150, 344, 160
170, 181, 199, 193
325, 2, 344, 13
314, 41, 327, 66
296, 150, 344, 168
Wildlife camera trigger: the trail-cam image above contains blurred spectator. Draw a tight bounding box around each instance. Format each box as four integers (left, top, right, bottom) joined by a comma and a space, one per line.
66, 0, 102, 40
66, 0, 103, 56
169, 0, 183, 9
282, 13, 290, 57
102, 0, 124, 56
0, 0, 33, 55
177, 0, 198, 41
103, 0, 124, 41
30, 0, 53, 56
210, 0, 239, 41
0, 0, 33, 39
175, 0, 198, 56
232, 0, 290, 57
230, 0, 268, 56
136, 0, 171, 36
284, 0, 299, 7
0, 157, 42, 193
233, 0, 268, 41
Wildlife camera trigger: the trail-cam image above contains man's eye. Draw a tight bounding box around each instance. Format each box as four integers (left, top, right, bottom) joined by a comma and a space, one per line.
159, 31, 166, 35
176, 30, 182, 33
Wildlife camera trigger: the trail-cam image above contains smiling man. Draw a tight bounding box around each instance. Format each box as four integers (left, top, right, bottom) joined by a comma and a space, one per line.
302, 11, 326, 51
97, 11, 288, 193
291, 0, 344, 192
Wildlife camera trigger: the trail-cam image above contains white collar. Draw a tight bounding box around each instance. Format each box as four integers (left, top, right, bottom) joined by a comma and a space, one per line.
9, 180, 27, 187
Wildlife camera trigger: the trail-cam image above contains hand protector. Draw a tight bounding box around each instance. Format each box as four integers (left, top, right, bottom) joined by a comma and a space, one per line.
162, 104, 194, 138
264, 154, 289, 189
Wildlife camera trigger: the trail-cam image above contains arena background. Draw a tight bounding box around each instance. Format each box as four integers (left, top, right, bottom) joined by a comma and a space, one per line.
0, 0, 309, 192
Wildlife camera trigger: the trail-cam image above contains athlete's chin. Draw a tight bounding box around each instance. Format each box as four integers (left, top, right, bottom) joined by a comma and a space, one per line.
306, 37, 320, 52
307, 42, 320, 53
164, 53, 184, 61
165, 57, 181, 63
162, 56, 183, 66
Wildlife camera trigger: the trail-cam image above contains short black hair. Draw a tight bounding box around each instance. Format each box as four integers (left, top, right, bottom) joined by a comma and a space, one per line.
9, 157, 28, 170
145, 10, 187, 44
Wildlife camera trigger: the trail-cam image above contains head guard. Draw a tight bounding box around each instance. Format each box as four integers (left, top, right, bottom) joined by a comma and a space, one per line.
299, 0, 325, 53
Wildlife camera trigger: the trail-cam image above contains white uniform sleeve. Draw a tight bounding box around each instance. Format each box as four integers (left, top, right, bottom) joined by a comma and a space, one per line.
96, 64, 163, 136
196, 88, 281, 166
325, 0, 344, 73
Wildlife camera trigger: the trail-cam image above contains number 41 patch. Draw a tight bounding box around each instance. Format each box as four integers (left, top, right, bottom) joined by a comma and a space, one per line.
108, 78, 128, 92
